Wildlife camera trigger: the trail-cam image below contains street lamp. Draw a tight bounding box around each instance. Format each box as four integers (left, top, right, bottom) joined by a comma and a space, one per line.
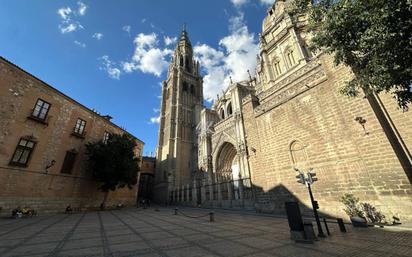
295, 167, 325, 238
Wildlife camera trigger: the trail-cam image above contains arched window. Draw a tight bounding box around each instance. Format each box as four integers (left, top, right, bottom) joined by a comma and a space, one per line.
289, 140, 307, 168
273, 58, 282, 76
220, 108, 225, 119
179, 55, 183, 67
182, 82, 188, 92
190, 84, 195, 95
185, 58, 191, 72
166, 88, 170, 99
286, 49, 296, 67
227, 102, 233, 116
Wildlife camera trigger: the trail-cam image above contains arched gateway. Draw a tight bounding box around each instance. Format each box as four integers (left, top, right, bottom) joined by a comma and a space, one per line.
215, 142, 240, 180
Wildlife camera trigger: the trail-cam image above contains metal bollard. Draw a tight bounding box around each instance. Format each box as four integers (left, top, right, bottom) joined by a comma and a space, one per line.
323, 218, 330, 235
337, 218, 346, 233
174, 208, 178, 215
209, 212, 214, 222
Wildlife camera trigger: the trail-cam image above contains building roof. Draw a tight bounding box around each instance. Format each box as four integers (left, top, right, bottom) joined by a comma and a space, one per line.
0, 56, 144, 145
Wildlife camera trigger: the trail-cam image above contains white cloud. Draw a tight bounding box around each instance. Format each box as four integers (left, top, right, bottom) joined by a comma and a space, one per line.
260, 0, 274, 5
122, 25, 131, 36
57, 7, 72, 20
99, 55, 121, 80
59, 23, 78, 34
150, 115, 161, 124
93, 32, 103, 40
57, 3, 86, 34
122, 33, 173, 77
194, 13, 259, 101
74, 40, 86, 48
231, 0, 248, 7
77, 1, 87, 16
153, 108, 160, 113
231, 0, 273, 7
164, 36, 177, 46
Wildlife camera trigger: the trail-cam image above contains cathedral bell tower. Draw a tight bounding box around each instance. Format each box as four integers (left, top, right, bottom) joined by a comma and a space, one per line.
154, 27, 203, 203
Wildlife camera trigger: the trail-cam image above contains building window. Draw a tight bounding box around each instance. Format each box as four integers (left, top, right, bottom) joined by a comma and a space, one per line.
290, 140, 307, 169
73, 118, 86, 135
61, 150, 77, 174
273, 59, 282, 76
286, 50, 296, 67
227, 103, 233, 116
190, 84, 195, 95
9, 138, 36, 167
31, 99, 50, 121
183, 82, 188, 92
220, 108, 225, 119
103, 131, 110, 144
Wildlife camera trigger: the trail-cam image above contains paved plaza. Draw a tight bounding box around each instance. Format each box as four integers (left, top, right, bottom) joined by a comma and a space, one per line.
0, 207, 411, 257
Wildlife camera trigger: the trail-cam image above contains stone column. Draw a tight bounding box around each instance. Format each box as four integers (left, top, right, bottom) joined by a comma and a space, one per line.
239, 178, 245, 207
182, 185, 186, 202
261, 50, 274, 82
227, 181, 233, 208
201, 180, 206, 204
193, 180, 197, 204
217, 176, 222, 202
186, 184, 190, 203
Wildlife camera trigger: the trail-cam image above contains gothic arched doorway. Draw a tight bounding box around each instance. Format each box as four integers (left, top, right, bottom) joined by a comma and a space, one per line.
215, 142, 239, 180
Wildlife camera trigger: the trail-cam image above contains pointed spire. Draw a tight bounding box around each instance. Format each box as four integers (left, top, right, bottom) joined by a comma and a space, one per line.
179, 23, 191, 45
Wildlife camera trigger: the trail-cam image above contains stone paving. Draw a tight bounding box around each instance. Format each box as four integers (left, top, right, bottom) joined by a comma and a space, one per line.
0, 207, 411, 257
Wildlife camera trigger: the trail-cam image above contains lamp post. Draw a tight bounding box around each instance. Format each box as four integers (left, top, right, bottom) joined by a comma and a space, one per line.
295, 167, 325, 238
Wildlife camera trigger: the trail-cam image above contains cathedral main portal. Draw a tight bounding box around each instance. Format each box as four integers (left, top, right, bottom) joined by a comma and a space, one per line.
215, 142, 239, 180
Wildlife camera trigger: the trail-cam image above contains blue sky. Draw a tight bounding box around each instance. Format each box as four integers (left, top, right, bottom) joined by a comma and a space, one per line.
0, 0, 273, 155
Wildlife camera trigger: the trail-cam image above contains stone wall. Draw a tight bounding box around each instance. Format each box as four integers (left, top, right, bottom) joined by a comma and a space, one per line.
242, 54, 412, 222
0, 57, 144, 216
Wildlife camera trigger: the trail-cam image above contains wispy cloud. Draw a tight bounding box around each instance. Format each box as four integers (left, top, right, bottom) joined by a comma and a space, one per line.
92, 32, 103, 40
149, 115, 160, 124
74, 40, 86, 48
231, 0, 273, 7
99, 55, 121, 80
122, 25, 131, 36
57, 2, 87, 34
77, 1, 87, 16
164, 36, 177, 46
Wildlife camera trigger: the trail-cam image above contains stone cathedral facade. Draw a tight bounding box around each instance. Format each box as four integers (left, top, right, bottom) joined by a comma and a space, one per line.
155, 0, 412, 221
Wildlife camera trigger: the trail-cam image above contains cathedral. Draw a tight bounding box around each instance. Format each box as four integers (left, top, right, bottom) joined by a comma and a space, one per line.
155, 0, 412, 221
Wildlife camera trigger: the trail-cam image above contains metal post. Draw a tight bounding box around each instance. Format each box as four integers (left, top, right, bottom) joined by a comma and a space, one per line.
209, 212, 214, 222
307, 183, 326, 237
323, 218, 330, 235
337, 218, 347, 232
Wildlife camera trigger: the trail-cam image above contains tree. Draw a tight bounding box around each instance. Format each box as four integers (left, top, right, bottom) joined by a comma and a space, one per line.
85, 133, 140, 206
289, 0, 412, 109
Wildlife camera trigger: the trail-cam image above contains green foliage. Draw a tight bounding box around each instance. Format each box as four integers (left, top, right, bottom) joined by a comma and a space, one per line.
85, 133, 140, 192
361, 202, 386, 224
289, 0, 412, 109
340, 194, 387, 223
340, 193, 364, 217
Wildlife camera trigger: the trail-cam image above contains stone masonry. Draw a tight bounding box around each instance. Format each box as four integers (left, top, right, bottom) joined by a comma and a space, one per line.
0, 57, 144, 215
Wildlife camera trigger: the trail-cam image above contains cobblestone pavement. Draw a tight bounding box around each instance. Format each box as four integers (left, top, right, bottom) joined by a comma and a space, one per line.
0, 207, 411, 257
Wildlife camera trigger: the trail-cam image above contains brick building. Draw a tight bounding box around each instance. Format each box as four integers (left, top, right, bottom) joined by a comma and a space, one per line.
162, 0, 412, 222
0, 56, 144, 215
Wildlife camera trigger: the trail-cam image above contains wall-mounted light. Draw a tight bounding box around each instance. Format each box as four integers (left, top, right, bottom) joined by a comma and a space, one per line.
355, 116, 369, 135
45, 159, 56, 173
